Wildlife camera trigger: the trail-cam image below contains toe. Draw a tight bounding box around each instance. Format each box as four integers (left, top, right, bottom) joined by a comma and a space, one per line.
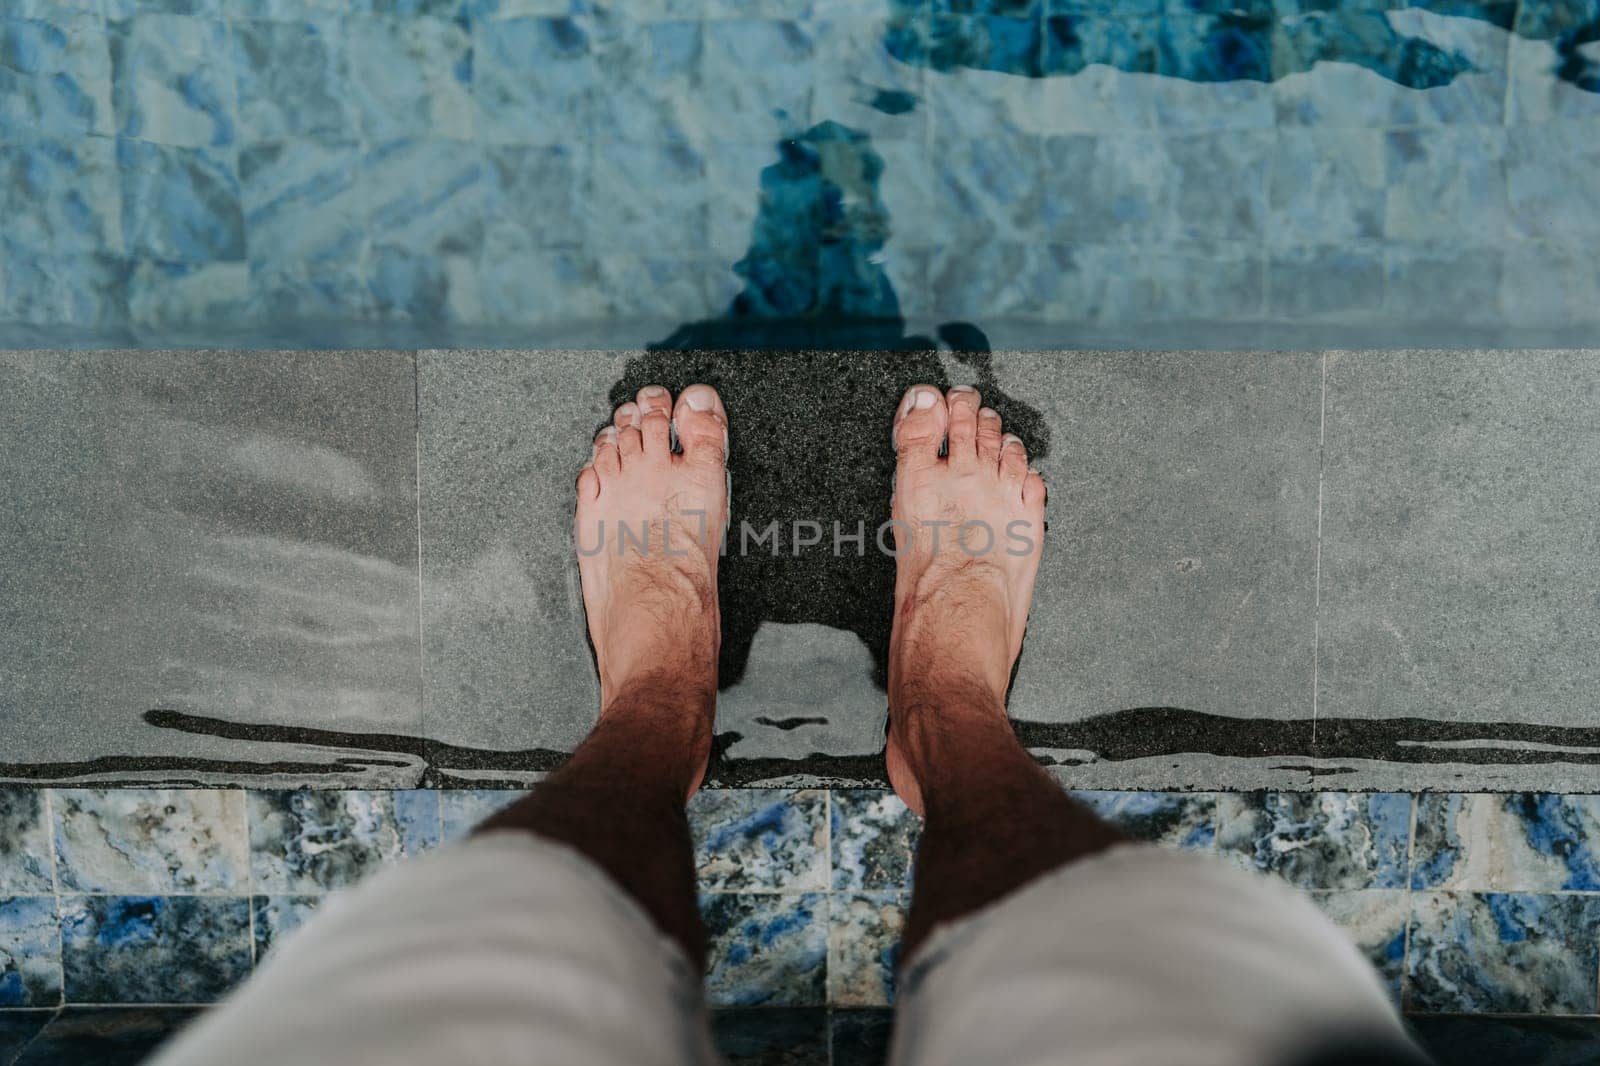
893, 385, 948, 468
1024, 467, 1047, 508
1000, 432, 1029, 485
673, 383, 728, 469
976, 407, 1003, 464
593, 426, 621, 475
576, 462, 601, 501
636, 385, 673, 455
945, 386, 980, 468
613, 401, 640, 431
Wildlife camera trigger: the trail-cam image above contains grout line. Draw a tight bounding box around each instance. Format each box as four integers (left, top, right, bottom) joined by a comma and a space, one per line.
1402, 792, 1419, 1010
412, 354, 428, 787
1310, 351, 1328, 761
39, 790, 65, 1013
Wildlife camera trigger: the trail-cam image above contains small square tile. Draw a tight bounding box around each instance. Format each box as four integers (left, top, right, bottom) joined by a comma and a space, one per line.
251, 894, 321, 961
0, 138, 123, 259
439, 789, 528, 841
233, 19, 352, 142
110, 15, 236, 148
585, 141, 709, 253
831, 789, 919, 892
247, 791, 411, 894
0, 791, 55, 895
691, 789, 828, 892
702, 893, 827, 1006
393, 790, 440, 855
1267, 127, 1385, 247
50, 789, 247, 895
1039, 133, 1172, 243
1407, 892, 1600, 1014
588, 18, 702, 143
60, 896, 252, 1004
345, 15, 474, 142
1217, 792, 1410, 889
1383, 127, 1508, 245
0, 10, 114, 140
698, 20, 813, 143
1070, 791, 1215, 850
828, 893, 906, 1007
1311, 890, 1409, 1001
711, 1007, 829, 1066
483, 144, 585, 256
117, 138, 244, 263
0, 897, 61, 1007
473, 16, 598, 145
1412, 794, 1600, 892
1265, 242, 1384, 317
240, 140, 364, 265
1504, 119, 1600, 240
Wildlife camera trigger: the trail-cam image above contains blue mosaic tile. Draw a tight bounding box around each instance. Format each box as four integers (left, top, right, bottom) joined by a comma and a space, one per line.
1217, 792, 1411, 889
0, 11, 114, 141
393, 790, 440, 855
0, 792, 54, 895
1383, 127, 1508, 244
0, 897, 60, 1008
1070, 790, 1216, 850
828, 892, 905, 1007
232, 19, 352, 143
1158, 12, 1273, 82
588, 17, 702, 144
690, 789, 828, 892
483, 144, 585, 255
246, 791, 413, 893
702, 892, 827, 1007
697, 19, 813, 143
344, 16, 474, 142
1266, 242, 1385, 317
117, 138, 243, 263
250, 894, 321, 961
473, 16, 598, 145
50, 789, 247, 895
1044, 14, 1158, 75
1505, 119, 1600, 241
109, 15, 235, 149
1413, 794, 1600, 892
586, 141, 708, 253
438, 789, 527, 841
1407, 892, 1600, 1014
60, 896, 251, 1004
831, 789, 918, 892
1311, 890, 1409, 1001
1039, 133, 1173, 243
1267, 127, 1386, 246
126, 257, 249, 326
12, 1007, 201, 1066
711, 1007, 829, 1066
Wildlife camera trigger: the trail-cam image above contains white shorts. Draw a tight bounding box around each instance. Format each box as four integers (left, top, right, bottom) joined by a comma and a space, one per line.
153, 833, 1418, 1066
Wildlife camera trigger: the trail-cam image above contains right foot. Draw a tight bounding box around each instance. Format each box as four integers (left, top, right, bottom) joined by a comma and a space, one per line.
883, 385, 1047, 814
574, 383, 730, 793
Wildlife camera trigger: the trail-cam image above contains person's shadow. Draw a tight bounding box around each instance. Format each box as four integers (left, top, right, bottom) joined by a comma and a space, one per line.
608, 121, 1049, 693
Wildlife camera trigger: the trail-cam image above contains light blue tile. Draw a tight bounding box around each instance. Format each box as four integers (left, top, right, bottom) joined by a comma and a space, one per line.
690, 789, 828, 892
1039, 133, 1171, 243
808, 12, 926, 142
928, 133, 1043, 245
1505, 119, 1600, 240
239, 140, 364, 264
60, 895, 251, 1004
109, 15, 235, 148
831, 789, 918, 892
1034, 242, 1151, 321
483, 144, 585, 256
1413, 794, 1600, 892
439, 789, 527, 841
232, 19, 352, 143
117, 137, 243, 262
250, 894, 320, 961
1382, 245, 1502, 326
1166, 130, 1270, 242
478, 249, 605, 324
1267, 127, 1386, 247
1383, 126, 1508, 244
362, 138, 487, 258
366, 243, 479, 321
246, 261, 375, 320
927, 239, 1052, 318
1312, 890, 1409, 1002
0, 897, 60, 1008
1506, 34, 1600, 123
0, 11, 114, 140
344, 16, 474, 142
585, 140, 708, 253
1498, 240, 1600, 327
827, 892, 905, 1007
919, 19, 1042, 137
0, 250, 130, 327
1217, 792, 1411, 889
473, 16, 597, 145
127, 257, 248, 325
1070, 790, 1216, 850
697, 19, 813, 143
1143, 241, 1264, 320
589, 17, 702, 143
0, 792, 55, 895
50, 789, 247, 894
393, 790, 440, 855
1266, 242, 1384, 318
1407, 892, 1600, 1014
702, 892, 827, 1006
247, 791, 411, 893
592, 253, 716, 318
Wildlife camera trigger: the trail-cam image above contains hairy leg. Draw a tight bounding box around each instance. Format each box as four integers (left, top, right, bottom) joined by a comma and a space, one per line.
885, 385, 1130, 960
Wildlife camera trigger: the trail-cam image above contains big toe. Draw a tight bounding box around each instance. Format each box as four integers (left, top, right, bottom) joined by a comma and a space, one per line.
893, 385, 948, 467
673, 383, 728, 468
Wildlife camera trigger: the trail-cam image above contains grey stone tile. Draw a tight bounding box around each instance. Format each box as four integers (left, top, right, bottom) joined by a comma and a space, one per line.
1317, 352, 1600, 790
1000, 352, 1322, 789
0, 350, 423, 788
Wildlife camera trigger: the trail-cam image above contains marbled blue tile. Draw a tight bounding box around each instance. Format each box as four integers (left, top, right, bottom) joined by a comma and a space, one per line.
117, 138, 243, 263
362, 138, 487, 258
927, 239, 1055, 318
1217, 792, 1411, 889
60, 895, 251, 1004
690, 789, 828, 892
809, 12, 926, 142
1312, 890, 1409, 1001
928, 133, 1043, 246
1045, 13, 1158, 75
830, 1008, 895, 1066
1158, 12, 1274, 81
592, 252, 716, 318
1266, 242, 1385, 317
1498, 240, 1600, 328
473, 16, 598, 145
247, 791, 411, 893
1382, 244, 1502, 326
109, 15, 234, 148
1267, 127, 1385, 246
1165, 130, 1271, 241
50, 789, 247, 894
0, 11, 114, 141
1071, 790, 1216, 849
1407, 892, 1600, 1014
702, 892, 827, 1006
393, 789, 440, 855
238, 141, 363, 266
344, 15, 474, 141
831, 789, 918, 892
250, 894, 320, 961
0, 1012, 52, 1064
1142, 240, 1264, 319
588, 17, 702, 144
0, 791, 54, 895
917, 17, 1042, 136
12, 1007, 201, 1066
1039, 133, 1172, 243
1505, 119, 1600, 240
1413, 793, 1600, 892
232, 19, 352, 143
828, 892, 905, 1007
585, 141, 708, 253
439, 789, 527, 841
482, 144, 584, 256
1383, 126, 1508, 244
0, 897, 60, 1008
711, 1007, 830, 1066
697, 19, 813, 143
126, 256, 248, 325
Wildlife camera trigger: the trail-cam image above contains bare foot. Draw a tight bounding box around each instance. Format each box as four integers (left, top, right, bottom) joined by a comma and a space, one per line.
884, 384, 1047, 815
574, 383, 729, 794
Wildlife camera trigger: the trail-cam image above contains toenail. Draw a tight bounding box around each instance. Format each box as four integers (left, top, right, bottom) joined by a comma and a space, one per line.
642, 385, 668, 398
980, 408, 1000, 420
949, 385, 977, 397
913, 389, 937, 410
685, 388, 713, 411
